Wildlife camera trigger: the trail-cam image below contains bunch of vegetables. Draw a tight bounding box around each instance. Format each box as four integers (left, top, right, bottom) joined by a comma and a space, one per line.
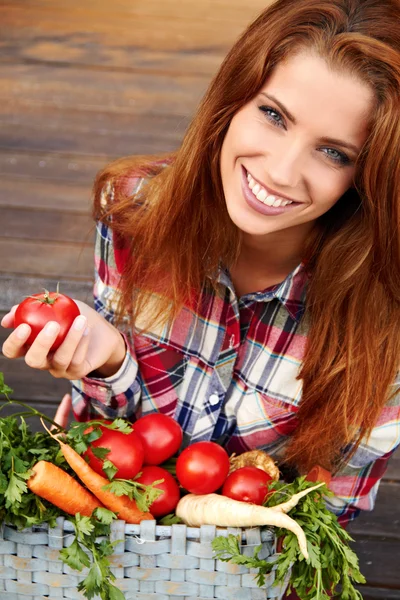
0, 369, 365, 600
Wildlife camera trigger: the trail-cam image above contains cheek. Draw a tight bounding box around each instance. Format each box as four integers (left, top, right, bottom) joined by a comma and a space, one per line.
310, 167, 355, 208
225, 118, 266, 158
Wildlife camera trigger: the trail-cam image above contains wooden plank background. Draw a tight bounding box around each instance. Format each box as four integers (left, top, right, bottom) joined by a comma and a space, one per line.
0, 1, 399, 596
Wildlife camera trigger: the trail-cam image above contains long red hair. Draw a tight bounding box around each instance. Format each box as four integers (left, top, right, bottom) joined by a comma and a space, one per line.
93, 0, 400, 474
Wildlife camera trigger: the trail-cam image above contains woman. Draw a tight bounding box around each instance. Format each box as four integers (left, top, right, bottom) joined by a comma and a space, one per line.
2, 0, 400, 535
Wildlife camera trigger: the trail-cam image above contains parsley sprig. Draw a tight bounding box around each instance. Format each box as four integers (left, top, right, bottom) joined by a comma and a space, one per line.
60, 511, 125, 600
102, 477, 163, 512
212, 476, 365, 599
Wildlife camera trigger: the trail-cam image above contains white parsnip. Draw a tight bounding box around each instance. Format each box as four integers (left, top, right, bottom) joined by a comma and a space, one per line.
269, 482, 325, 514
176, 493, 312, 559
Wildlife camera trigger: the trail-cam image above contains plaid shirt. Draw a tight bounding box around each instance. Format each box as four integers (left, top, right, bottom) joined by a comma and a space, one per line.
72, 162, 400, 527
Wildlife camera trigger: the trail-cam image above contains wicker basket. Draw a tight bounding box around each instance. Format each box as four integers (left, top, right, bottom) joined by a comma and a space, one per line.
0, 517, 290, 600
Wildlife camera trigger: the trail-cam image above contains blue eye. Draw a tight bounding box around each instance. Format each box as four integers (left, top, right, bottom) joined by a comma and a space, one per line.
259, 105, 285, 128
321, 148, 351, 166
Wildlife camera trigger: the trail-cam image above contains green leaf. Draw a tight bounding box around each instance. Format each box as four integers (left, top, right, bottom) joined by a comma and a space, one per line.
103, 480, 132, 497
94, 507, 117, 525
0, 372, 13, 396
75, 514, 95, 538
91, 446, 110, 460
102, 478, 160, 513
78, 562, 103, 598
74, 440, 89, 455
0, 472, 9, 494
102, 460, 118, 480
5, 471, 30, 506
107, 419, 133, 434
108, 583, 127, 600
158, 513, 183, 525
60, 539, 91, 571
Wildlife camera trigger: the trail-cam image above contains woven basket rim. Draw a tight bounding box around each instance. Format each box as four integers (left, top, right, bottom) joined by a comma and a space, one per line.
2, 519, 276, 542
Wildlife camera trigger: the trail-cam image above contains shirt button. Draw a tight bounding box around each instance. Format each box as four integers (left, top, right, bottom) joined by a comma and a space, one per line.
209, 393, 219, 406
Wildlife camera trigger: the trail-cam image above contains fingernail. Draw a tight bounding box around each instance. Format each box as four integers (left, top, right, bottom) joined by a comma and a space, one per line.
16, 324, 30, 339
44, 321, 60, 336
73, 315, 87, 331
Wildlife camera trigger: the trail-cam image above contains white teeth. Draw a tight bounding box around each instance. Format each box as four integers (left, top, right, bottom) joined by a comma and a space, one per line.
246, 169, 294, 208
263, 195, 274, 206
256, 189, 268, 202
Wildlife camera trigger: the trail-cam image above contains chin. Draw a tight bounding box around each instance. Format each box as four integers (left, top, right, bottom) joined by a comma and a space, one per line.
225, 199, 281, 236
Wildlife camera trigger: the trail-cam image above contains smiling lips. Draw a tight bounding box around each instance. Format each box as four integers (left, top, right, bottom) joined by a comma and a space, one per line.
246, 169, 296, 207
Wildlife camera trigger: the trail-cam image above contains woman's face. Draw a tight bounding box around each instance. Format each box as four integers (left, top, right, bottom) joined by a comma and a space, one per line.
220, 51, 375, 238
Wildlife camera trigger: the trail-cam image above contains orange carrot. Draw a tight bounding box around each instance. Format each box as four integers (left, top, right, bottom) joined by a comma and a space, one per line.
306, 465, 332, 488
27, 460, 104, 517
48, 432, 154, 523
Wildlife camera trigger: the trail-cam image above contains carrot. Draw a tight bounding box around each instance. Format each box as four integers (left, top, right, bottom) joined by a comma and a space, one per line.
27, 460, 104, 517
306, 465, 332, 487
176, 485, 323, 560
42, 422, 154, 523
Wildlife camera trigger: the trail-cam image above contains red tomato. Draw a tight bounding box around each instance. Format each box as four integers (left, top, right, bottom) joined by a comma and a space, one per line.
135, 466, 181, 518
14, 290, 80, 351
222, 466, 273, 505
133, 413, 183, 465
84, 425, 144, 480
176, 441, 230, 494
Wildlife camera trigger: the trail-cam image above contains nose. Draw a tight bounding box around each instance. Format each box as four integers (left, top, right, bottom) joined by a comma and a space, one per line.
265, 140, 304, 190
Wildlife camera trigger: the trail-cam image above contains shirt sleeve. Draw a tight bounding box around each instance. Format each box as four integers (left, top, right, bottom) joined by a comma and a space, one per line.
71, 182, 142, 421
325, 388, 400, 528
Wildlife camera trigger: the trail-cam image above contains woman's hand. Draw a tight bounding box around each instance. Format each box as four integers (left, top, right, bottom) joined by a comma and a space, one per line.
52, 393, 72, 430
1, 300, 127, 380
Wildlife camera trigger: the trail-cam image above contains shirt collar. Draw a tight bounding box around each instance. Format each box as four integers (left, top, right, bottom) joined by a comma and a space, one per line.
218, 262, 308, 323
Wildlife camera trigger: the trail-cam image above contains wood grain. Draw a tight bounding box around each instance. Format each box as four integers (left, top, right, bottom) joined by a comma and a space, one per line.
0, 207, 93, 244
348, 481, 400, 539
0, 149, 110, 184
0, 0, 268, 77
0, 239, 93, 279
0, 178, 92, 212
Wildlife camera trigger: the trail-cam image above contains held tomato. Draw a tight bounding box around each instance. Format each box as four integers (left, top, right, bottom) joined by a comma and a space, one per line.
84, 425, 144, 480
176, 441, 230, 494
133, 413, 183, 465
221, 466, 273, 505
14, 290, 80, 351
135, 466, 181, 518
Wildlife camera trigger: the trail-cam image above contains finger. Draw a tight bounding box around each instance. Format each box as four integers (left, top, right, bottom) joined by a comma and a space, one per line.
24, 321, 60, 370
64, 325, 92, 378
50, 315, 88, 374
1, 305, 19, 329
52, 393, 72, 429
2, 323, 32, 359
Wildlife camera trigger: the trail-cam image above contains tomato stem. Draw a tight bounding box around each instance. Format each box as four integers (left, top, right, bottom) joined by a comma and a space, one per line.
24, 289, 59, 305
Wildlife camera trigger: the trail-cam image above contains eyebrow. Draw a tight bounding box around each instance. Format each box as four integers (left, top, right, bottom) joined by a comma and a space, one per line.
260, 92, 361, 154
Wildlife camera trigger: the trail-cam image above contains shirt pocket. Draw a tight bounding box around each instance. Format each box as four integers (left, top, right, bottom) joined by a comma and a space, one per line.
235, 346, 304, 407
224, 390, 299, 458
134, 334, 188, 417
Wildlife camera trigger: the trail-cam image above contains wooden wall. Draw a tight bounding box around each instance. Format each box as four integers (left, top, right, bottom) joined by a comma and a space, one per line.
0, 1, 399, 596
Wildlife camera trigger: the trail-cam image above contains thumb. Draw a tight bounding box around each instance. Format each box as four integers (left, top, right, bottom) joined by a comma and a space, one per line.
52, 393, 72, 429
